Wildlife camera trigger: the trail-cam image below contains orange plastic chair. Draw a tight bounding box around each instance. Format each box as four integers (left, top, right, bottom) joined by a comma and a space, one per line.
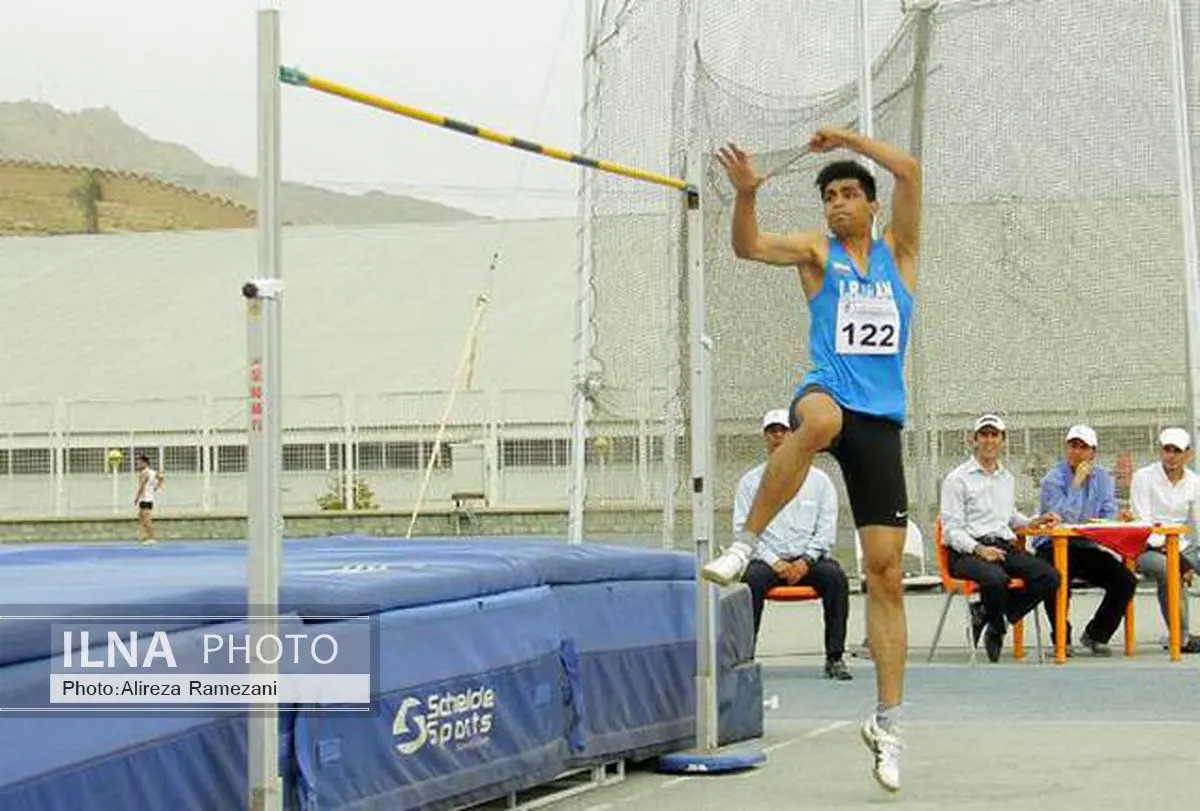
928, 518, 1044, 664
759, 585, 823, 657
765, 585, 820, 602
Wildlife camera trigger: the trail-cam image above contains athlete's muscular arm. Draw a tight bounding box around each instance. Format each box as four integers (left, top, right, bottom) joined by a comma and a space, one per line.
809, 128, 922, 285
730, 191, 823, 267
717, 144, 823, 269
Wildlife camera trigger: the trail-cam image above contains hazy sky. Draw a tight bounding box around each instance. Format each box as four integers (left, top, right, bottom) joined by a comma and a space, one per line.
0, 1, 915, 220
0, 0, 587, 219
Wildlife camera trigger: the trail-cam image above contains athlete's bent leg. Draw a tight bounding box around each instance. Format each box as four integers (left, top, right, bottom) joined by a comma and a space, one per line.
701, 391, 842, 586
744, 392, 842, 536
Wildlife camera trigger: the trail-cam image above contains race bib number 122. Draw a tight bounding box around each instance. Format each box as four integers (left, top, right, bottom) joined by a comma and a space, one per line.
836, 297, 900, 355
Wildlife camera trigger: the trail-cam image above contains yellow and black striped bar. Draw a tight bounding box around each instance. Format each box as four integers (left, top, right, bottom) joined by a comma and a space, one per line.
279, 66, 698, 201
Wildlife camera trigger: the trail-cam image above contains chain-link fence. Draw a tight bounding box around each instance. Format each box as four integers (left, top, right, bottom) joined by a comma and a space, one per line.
580, 0, 1200, 553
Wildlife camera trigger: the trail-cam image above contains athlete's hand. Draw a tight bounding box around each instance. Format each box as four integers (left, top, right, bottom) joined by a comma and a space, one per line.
715, 143, 765, 193
1072, 460, 1093, 488
809, 126, 853, 153
975, 545, 1006, 563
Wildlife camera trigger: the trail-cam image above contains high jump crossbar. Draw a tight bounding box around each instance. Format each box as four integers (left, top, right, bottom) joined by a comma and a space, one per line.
279, 66, 698, 200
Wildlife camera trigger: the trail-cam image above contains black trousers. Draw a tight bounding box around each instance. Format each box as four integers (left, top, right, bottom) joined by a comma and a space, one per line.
947, 537, 1060, 632
1035, 540, 1137, 644
743, 557, 849, 661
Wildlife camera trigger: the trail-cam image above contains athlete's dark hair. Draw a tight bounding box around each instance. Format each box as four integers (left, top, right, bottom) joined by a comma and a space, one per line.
815, 160, 877, 202
136, 454, 150, 464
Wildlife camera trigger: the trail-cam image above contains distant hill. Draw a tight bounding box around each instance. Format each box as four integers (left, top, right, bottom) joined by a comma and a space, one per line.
0, 100, 481, 230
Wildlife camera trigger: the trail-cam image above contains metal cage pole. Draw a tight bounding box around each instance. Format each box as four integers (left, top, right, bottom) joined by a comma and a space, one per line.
568, 0, 599, 544
906, 1, 936, 535
1166, 0, 1200, 458
856, 0, 879, 194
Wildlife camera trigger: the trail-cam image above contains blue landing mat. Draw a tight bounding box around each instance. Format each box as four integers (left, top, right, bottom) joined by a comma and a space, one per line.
0, 536, 745, 811
0, 535, 694, 667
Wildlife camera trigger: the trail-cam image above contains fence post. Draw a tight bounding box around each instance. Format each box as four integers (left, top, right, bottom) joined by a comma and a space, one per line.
53, 396, 67, 516
201, 393, 214, 512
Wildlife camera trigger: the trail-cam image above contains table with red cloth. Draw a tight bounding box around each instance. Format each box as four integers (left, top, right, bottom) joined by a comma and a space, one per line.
1017, 522, 1189, 664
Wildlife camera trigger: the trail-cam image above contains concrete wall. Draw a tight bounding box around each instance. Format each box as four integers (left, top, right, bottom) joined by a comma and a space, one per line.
0, 505, 697, 545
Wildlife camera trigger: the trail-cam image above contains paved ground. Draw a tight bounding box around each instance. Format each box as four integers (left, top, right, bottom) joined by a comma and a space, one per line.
537, 588, 1200, 811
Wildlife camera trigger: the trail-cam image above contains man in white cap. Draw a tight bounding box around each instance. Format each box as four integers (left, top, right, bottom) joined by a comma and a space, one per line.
1130, 427, 1200, 653
938, 414, 1062, 662
1031, 424, 1137, 655
733, 409, 851, 680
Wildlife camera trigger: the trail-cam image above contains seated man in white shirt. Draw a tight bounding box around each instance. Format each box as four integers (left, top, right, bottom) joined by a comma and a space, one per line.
1130, 427, 1200, 653
939, 414, 1062, 662
735, 409, 851, 681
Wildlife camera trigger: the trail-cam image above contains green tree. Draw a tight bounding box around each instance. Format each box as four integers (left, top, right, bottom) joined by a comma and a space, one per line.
316, 473, 379, 511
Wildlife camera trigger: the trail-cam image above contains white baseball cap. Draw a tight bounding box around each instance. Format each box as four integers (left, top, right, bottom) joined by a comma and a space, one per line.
973, 413, 1006, 433
1065, 424, 1098, 448
1159, 427, 1191, 451
762, 409, 790, 430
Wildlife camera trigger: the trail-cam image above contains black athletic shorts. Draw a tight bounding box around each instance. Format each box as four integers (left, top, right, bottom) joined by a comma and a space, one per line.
138, 501, 154, 511
790, 386, 908, 529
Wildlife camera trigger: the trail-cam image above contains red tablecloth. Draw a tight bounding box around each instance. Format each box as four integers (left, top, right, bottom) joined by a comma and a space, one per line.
1072, 524, 1154, 559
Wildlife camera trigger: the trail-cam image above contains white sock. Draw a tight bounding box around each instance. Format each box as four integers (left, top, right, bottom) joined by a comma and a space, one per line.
875, 703, 902, 731
732, 529, 759, 554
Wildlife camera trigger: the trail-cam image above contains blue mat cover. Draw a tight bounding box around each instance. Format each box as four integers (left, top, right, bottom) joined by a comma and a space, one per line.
553, 580, 696, 764
294, 586, 569, 811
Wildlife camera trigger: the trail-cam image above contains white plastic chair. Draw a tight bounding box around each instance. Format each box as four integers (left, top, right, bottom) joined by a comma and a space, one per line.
853, 520, 941, 592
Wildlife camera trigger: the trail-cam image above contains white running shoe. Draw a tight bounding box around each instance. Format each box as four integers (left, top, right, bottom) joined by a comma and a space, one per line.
700, 541, 752, 586
860, 713, 902, 792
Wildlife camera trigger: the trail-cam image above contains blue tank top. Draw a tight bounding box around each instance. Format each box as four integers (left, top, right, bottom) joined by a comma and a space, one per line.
797, 238, 914, 426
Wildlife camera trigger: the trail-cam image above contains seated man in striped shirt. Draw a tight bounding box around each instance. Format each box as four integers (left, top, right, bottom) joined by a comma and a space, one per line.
735, 409, 852, 680
939, 414, 1061, 662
